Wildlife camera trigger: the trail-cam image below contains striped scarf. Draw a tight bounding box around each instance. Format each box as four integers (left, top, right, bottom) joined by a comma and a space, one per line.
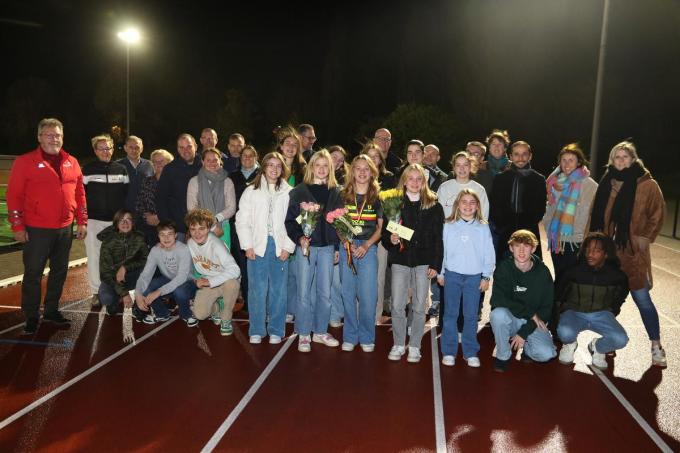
546, 166, 589, 253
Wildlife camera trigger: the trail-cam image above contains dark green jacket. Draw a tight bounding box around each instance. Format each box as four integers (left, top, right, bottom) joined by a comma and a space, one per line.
556, 261, 628, 316
490, 255, 553, 339
98, 225, 148, 296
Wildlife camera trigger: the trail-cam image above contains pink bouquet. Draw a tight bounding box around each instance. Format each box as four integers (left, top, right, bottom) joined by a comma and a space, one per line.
299, 202, 321, 259
326, 208, 362, 274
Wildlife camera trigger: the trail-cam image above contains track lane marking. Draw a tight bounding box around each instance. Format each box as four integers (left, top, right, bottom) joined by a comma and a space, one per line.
429, 319, 447, 453
0, 299, 88, 336
591, 366, 673, 453
0, 317, 177, 430
201, 334, 297, 452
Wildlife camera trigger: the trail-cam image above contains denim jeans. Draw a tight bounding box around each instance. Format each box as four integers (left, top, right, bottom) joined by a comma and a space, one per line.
557, 310, 628, 353
441, 271, 481, 358
391, 264, 429, 349
99, 268, 142, 307
287, 248, 298, 316
490, 307, 556, 362
330, 263, 344, 323
248, 236, 289, 338
295, 245, 334, 336
339, 241, 378, 345
630, 287, 661, 341
145, 276, 196, 320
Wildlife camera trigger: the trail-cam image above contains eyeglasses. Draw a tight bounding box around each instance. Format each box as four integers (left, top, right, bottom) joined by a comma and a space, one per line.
96, 147, 113, 152
41, 133, 63, 140
374, 136, 392, 142
119, 217, 133, 224
302, 135, 317, 141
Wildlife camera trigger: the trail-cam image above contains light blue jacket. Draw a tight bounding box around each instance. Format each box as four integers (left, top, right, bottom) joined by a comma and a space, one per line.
440, 219, 495, 279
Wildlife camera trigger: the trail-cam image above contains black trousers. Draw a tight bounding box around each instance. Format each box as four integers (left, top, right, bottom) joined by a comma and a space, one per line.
22, 226, 73, 319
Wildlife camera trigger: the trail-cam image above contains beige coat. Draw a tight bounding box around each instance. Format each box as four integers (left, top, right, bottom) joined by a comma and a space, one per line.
543, 176, 598, 247
603, 173, 665, 290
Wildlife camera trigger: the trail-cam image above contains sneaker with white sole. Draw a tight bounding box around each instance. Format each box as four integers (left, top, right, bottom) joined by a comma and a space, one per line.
298, 335, 312, 352
312, 333, 339, 347
442, 355, 455, 366
341, 342, 355, 352
269, 335, 282, 344
652, 346, 667, 368
185, 317, 198, 327
388, 345, 406, 361
250, 335, 262, 344
211, 313, 221, 325
559, 341, 578, 365
220, 320, 233, 336
466, 357, 481, 368
143, 314, 156, 325
589, 339, 607, 370
329, 319, 343, 328
360, 343, 375, 353
407, 347, 421, 363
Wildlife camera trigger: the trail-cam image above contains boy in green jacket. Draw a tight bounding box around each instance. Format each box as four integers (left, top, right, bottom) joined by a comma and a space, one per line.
490, 229, 556, 372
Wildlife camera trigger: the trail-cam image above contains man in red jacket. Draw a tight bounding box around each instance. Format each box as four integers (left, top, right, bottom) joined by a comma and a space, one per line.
7, 118, 88, 334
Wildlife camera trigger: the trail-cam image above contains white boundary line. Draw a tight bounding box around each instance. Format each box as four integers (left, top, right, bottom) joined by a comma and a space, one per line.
0, 317, 177, 430
201, 334, 296, 453
0, 299, 88, 336
429, 319, 447, 453
0, 258, 87, 288
590, 366, 673, 453
651, 242, 680, 255
652, 263, 680, 280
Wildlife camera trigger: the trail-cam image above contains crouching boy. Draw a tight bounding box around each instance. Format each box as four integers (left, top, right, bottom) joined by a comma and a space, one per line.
490, 229, 556, 372
556, 232, 629, 370
134, 221, 197, 326
186, 208, 241, 336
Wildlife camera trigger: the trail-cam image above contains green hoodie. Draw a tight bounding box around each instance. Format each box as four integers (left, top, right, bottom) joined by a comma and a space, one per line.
490, 255, 554, 339
98, 225, 149, 296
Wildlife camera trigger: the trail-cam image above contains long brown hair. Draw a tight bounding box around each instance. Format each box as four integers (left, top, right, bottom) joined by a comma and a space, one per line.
251, 152, 290, 191
397, 164, 438, 209
342, 155, 380, 205
277, 126, 306, 180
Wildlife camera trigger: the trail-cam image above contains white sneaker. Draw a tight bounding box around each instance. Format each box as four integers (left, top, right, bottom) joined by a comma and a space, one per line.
407, 347, 421, 363
652, 346, 667, 368
298, 335, 311, 352
441, 355, 455, 367
341, 342, 355, 352
360, 343, 375, 352
269, 335, 282, 344
589, 339, 607, 370
249, 335, 262, 344
210, 313, 221, 325
285, 314, 295, 323
388, 345, 406, 361
559, 341, 578, 365
329, 319, 343, 328
466, 357, 481, 368
312, 333, 340, 347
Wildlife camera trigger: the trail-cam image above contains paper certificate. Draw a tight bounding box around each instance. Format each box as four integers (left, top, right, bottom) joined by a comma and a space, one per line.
386, 221, 414, 241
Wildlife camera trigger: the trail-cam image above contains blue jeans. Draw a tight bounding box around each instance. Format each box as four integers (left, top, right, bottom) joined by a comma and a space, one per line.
295, 245, 334, 336
248, 237, 288, 337
557, 310, 628, 353
287, 249, 298, 316
99, 268, 142, 306
630, 287, 661, 341
441, 271, 481, 358
330, 263, 344, 322
144, 276, 196, 320
490, 307, 556, 362
339, 241, 378, 345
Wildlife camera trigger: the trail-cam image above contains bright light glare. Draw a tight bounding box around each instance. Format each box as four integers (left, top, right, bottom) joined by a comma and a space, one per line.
117, 28, 140, 44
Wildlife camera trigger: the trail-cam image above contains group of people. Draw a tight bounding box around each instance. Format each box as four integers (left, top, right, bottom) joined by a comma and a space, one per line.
7, 118, 667, 371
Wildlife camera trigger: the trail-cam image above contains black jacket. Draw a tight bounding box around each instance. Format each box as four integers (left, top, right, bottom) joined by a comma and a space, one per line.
556, 261, 629, 316
381, 196, 444, 272
156, 157, 202, 233
82, 160, 129, 221
285, 183, 342, 247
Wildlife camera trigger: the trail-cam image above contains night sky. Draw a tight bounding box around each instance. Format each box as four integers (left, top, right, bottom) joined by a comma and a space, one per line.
2, 0, 679, 183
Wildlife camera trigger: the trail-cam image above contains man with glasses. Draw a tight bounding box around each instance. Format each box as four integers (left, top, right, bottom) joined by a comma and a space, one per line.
118, 135, 153, 215
373, 128, 402, 175
82, 134, 129, 308
7, 118, 88, 334
299, 124, 317, 162
423, 144, 448, 191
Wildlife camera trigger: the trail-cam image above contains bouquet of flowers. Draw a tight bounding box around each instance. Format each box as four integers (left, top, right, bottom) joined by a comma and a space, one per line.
298, 202, 321, 259
326, 207, 362, 274
379, 189, 405, 251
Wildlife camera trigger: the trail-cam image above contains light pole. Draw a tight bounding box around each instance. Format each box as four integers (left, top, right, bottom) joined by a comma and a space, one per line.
117, 27, 140, 135
589, 0, 611, 179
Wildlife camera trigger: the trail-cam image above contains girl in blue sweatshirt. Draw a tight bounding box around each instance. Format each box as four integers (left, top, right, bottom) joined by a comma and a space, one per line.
438, 189, 495, 367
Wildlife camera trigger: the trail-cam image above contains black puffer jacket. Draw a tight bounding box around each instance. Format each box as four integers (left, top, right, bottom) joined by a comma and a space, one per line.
556, 261, 629, 316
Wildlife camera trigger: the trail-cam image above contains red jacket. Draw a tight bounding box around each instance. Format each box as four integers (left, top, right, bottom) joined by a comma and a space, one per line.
7, 147, 87, 231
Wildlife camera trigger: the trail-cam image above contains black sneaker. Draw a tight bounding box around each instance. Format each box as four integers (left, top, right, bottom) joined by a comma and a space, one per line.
22, 317, 39, 335
131, 305, 145, 323
520, 351, 533, 363
493, 357, 510, 373
91, 294, 102, 309
43, 311, 71, 325
106, 304, 119, 316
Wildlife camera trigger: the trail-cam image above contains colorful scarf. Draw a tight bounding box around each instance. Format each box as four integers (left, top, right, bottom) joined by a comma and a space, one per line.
546, 166, 589, 253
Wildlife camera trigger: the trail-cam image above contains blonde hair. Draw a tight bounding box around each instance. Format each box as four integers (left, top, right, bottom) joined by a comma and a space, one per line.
397, 164, 437, 209
508, 229, 539, 247
607, 140, 647, 170
303, 149, 338, 189
185, 208, 215, 230
150, 149, 174, 163
446, 189, 486, 223
91, 134, 113, 151
341, 155, 380, 205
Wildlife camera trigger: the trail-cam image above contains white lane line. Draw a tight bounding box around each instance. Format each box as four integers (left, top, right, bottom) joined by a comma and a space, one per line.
651, 242, 680, 255
429, 319, 447, 453
0, 317, 177, 430
0, 299, 88, 336
201, 334, 297, 453
657, 311, 680, 327
591, 366, 673, 453
652, 263, 680, 280
0, 258, 87, 288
